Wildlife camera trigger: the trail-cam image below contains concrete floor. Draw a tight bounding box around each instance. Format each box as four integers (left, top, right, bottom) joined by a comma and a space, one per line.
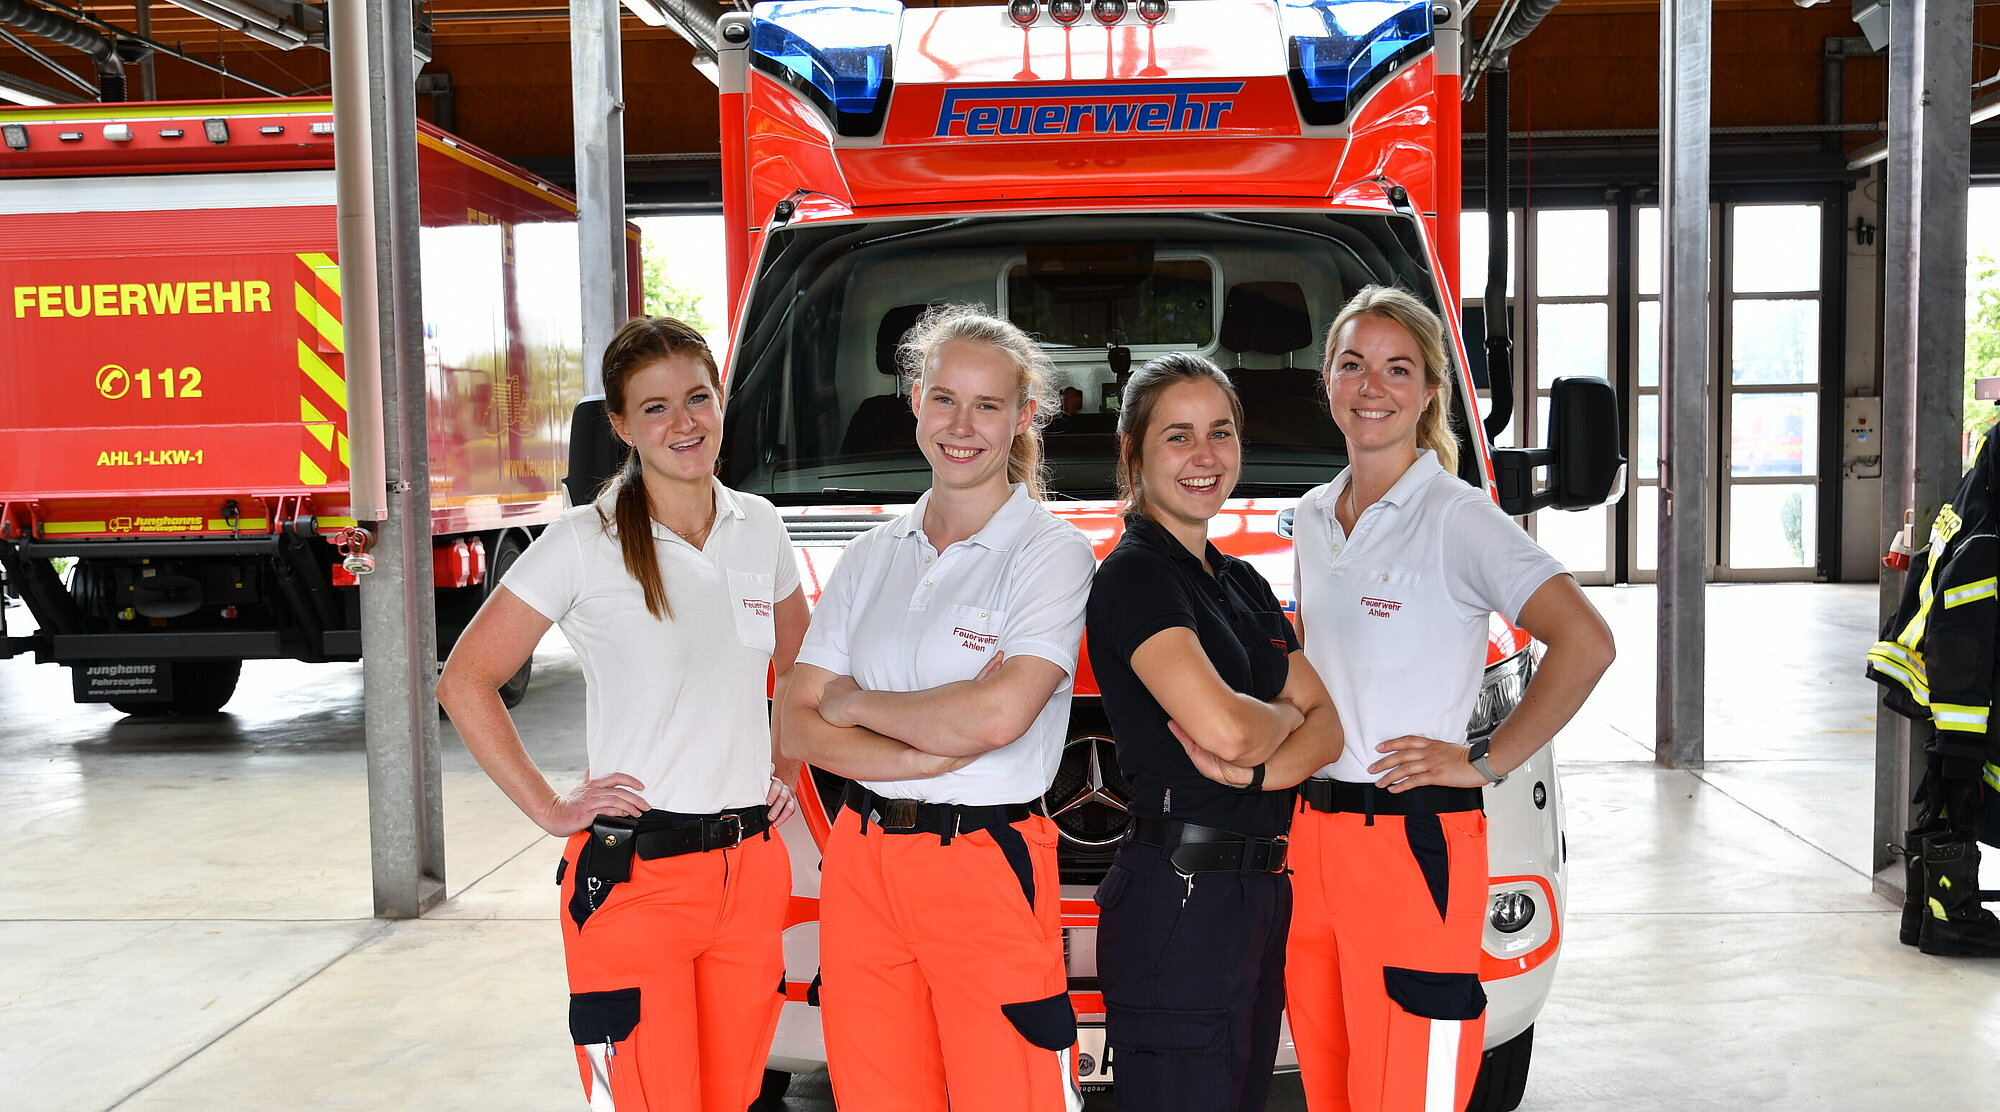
4, 583, 1998, 1110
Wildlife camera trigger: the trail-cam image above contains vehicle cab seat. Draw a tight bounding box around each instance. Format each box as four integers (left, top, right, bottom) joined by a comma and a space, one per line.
1218, 281, 1344, 454
840, 304, 926, 455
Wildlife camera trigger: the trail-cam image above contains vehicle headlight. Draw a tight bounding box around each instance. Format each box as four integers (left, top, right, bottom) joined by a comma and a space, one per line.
1489, 890, 1536, 934
1466, 649, 1532, 740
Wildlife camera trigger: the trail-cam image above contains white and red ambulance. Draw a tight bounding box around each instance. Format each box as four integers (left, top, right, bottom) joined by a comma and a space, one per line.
702, 2, 1623, 1107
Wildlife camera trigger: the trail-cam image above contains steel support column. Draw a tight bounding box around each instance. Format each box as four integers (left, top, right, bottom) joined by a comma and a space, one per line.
135, 0, 156, 101
572, 0, 629, 398
1657, 0, 1710, 768
336, 0, 446, 919
1873, 0, 1972, 883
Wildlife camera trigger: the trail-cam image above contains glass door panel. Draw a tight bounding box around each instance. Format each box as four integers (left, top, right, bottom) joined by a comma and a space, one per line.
1729, 392, 1818, 478
1726, 483, 1817, 570
1717, 202, 1823, 581
1730, 300, 1819, 385
1527, 207, 1613, 583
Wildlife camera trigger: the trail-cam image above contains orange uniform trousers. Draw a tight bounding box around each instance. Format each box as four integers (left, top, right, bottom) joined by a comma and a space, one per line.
557, 826, 791, 1112
1286, 800, 1489, 1112
818, 811, 1082, 1112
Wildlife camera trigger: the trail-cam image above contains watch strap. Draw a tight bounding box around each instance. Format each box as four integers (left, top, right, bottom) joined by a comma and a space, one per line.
1468, 740, 1506, 785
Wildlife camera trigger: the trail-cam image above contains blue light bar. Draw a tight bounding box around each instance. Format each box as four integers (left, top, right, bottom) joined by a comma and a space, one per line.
751, 0, 903, 137
1278, 0, 1434, 127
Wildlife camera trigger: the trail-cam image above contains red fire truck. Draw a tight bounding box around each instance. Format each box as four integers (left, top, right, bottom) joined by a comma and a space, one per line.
0, 98, 602, 714
701, 2, 1622, 1108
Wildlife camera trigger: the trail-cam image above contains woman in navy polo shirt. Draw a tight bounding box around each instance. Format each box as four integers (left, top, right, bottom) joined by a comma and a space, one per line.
1086, 352, 1342, 1111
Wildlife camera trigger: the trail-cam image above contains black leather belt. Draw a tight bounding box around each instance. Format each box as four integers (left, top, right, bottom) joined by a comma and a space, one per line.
568, 805, 771, 931
1128, 817, 1289, 874
1299, 778, 1484, 817
842, 783, 1033, 839
632, 806, 772, 859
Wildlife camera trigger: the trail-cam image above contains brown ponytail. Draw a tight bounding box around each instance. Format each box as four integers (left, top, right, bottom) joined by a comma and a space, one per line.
595, 316, 721, 620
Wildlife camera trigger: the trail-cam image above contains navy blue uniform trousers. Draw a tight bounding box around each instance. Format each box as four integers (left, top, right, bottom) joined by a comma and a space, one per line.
1095, 838, 1292, 1111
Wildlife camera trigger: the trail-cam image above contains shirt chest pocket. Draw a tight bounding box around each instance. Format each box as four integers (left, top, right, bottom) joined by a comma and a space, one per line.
918, 602, 1008, 682
725, 569, 776, 656
1335, 565, 1425, 622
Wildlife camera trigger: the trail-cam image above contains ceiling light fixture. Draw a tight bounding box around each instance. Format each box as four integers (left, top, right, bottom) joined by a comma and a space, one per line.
170, 0, 311, 50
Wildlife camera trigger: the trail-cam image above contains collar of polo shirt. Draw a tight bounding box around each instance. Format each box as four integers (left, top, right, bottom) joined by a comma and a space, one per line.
592, 476, 748, 544
1318, 448, 1446, 513
1123, 511, 1232, 573
891, 482, 1037, 552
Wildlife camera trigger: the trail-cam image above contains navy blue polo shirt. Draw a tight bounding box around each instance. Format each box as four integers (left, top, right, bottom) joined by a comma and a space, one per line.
1086, 514, 1300, 839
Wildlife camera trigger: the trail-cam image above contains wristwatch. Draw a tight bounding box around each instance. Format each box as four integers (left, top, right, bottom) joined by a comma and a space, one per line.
1467, 739, 1506, 786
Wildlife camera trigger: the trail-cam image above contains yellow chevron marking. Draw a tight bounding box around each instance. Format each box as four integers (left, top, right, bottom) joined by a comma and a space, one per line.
300, 454, 329, 486
298, 253, 341, 296
294, 283, 345, 352
337, 432, 350, 467
298, 341, 348, 412
301, 398, 336, 449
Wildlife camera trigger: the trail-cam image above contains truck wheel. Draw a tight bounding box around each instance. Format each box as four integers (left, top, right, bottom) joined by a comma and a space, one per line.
1464, 1024, 1533, 1112
111, 660, 243, 716
489, 534, 532, 708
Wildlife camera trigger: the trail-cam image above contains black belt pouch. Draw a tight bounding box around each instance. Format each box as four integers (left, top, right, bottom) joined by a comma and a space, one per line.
585, 816, 638, 884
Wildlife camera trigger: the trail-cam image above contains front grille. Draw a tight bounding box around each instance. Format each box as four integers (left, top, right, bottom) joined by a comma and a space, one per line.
783, 514, 897, 546
1044, 734, 1131, 884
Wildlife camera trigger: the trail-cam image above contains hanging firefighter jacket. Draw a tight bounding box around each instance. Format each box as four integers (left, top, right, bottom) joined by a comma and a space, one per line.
1867, 428, 2000, 846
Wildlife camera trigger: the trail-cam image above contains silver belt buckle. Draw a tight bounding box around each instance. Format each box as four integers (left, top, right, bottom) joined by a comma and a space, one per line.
876, 799, 921, 831
708, 813, 744, 850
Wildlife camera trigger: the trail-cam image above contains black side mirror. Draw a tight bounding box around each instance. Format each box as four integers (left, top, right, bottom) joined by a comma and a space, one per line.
564, 397, 620, 507
1493, 376, 1626, 516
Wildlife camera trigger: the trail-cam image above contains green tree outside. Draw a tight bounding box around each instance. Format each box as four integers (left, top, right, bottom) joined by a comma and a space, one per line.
642, 242, 714, 338
1966, 255, 2000, 466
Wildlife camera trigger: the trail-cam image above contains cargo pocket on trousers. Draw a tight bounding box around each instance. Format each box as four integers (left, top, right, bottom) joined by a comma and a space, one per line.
570, 987, 642, 1110
1003, 991, 1078, 1051
1106, 1004, 1231, 1106
1093, 863, 1131, 911
1382, 967, 1486, 1021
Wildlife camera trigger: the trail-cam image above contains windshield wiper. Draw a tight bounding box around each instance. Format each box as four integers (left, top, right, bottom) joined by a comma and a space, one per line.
814, 487, 924, 504
1225, 482, 1320, 497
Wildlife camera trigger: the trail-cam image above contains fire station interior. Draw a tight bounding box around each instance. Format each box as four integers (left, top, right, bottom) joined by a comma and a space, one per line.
2, 2, 1997, 1110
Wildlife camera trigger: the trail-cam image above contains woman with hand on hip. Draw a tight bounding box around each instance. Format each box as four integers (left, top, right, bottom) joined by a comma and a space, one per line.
779, 305, 1095, 1112
438, 316, 804, 1112
1086, 352, 1342, 1112
1185, 286, 1614, 1112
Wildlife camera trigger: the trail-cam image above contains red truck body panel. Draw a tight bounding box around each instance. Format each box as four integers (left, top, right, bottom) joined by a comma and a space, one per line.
0, 98, 600, 544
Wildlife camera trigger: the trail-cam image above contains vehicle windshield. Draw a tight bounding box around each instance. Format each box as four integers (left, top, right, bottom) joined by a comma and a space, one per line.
718, 210, 1455, 505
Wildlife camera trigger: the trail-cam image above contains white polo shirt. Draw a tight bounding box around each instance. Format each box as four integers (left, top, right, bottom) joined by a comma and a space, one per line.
796, 484, 1094, 805
502, 478, 801, 813
1293, 450, 1566, 783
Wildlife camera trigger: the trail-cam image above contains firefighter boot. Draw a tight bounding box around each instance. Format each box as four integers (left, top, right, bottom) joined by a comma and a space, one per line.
1898, 837, 1925, 947
1917, 837, 2000, 957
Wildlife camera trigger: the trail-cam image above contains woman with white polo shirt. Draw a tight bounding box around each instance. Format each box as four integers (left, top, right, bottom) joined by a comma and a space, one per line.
1182, 286, 1614, 1112
779, 305, 1095, 1112
437, 316, 805, 1112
